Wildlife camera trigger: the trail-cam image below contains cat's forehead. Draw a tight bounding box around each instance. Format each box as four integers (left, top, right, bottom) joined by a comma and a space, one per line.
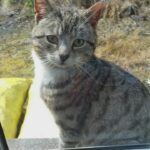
33, 7, 89, 36
47, 7, 86, 33
50, 6, 84, 21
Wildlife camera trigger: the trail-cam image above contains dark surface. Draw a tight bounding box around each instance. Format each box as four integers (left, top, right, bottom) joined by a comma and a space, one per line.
0, 123, 9, 150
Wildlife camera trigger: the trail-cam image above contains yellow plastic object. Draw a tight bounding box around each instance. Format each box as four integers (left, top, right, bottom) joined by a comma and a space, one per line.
0, 78, 32, 139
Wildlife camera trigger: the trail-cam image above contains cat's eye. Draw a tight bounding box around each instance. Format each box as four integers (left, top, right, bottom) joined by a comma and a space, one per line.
73, 39, 85, 48
46, 35, 58, 45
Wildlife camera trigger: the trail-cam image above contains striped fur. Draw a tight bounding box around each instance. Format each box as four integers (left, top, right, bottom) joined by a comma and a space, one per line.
32, 2, 150, 149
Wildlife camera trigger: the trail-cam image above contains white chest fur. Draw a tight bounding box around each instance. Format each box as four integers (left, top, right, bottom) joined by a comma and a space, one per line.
19, 52, 63, 138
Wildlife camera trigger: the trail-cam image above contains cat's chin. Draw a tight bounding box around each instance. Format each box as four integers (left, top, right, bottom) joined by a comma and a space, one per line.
55, 66, 69, 69
50, 61, 75, 69
51, 64, 71, 70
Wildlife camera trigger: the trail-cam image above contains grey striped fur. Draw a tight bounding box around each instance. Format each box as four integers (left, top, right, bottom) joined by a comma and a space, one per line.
32, 3, 150, 149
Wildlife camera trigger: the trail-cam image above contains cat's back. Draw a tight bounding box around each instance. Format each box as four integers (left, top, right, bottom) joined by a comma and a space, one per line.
96, 59, 150, 114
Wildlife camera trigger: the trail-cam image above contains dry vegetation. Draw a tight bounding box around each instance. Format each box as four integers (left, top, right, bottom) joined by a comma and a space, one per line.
0, 33, 33, 77
0, 0, 149, 85
0, 13, 34, 77
96, 30, 150, 81
94, 0, 150, 83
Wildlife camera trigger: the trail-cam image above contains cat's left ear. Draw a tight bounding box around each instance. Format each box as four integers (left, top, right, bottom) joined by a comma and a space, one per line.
86, 2, 106, 28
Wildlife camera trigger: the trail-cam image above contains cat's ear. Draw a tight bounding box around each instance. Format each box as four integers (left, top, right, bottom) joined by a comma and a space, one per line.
86, 2, 106, 28
34, 0, 46, 23
34, 0, 52, 23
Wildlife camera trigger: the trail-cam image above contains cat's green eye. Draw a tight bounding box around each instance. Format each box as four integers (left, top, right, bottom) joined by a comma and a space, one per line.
46, 35, 58, 45
73, 39, 85, 48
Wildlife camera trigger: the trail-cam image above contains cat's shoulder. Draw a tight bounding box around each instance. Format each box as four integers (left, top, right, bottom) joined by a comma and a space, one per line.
97, 58, 150, 96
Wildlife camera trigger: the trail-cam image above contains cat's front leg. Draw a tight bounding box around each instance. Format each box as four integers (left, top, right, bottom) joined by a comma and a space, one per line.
58, 139, 64, 150
58, 137, 79, 150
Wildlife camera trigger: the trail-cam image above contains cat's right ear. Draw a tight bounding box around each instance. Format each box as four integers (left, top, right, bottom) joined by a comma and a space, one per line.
34, 0, 52, 24
34, 0, 46, 23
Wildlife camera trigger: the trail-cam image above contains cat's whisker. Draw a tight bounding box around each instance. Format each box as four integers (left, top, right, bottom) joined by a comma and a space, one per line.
76, 64, 96, 81
47, 53, 55, 57
42, 56, 64, 68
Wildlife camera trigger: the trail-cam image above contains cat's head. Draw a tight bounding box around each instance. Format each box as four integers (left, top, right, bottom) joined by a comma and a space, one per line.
32, 0, 106, 69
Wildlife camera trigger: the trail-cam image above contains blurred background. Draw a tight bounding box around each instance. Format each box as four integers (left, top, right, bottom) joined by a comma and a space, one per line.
0, 0, 149, 85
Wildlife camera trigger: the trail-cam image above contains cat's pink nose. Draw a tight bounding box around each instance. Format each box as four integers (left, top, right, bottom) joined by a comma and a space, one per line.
59, 54, 69, 63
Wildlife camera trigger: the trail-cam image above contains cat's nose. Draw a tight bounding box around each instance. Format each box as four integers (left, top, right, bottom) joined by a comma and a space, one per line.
59, 54, 69, 63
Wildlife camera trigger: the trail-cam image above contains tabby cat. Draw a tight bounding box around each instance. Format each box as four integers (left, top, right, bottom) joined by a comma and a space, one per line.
32, 0, 150, 148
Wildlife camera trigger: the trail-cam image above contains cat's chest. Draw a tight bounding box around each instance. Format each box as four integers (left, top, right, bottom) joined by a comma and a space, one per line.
40, 70, 99, 110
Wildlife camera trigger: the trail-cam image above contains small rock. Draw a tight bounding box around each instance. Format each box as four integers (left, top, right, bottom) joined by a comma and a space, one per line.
120, 5, 139, 18
131, 15, 147, 21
